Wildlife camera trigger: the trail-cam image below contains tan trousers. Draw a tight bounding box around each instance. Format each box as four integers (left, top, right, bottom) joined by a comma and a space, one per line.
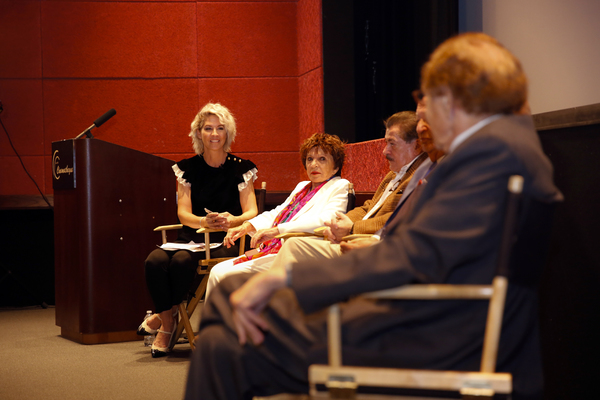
207, 237, 342, 299
269, 236, 342, 270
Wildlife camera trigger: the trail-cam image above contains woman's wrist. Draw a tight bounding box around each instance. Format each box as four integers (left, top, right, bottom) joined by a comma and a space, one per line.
229, 215, 241, 228
199, 216, 206, 228
242, 221, 255, 234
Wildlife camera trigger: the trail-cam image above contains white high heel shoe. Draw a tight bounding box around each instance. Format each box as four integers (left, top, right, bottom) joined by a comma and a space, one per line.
137, 315, 159, 336
150, 314, 178, 358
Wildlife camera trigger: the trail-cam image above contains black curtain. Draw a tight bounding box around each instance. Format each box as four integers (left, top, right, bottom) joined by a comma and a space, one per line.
323, 0, 458, 143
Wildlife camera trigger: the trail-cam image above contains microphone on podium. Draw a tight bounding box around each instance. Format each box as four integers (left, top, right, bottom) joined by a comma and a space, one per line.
75, 109, 116, 139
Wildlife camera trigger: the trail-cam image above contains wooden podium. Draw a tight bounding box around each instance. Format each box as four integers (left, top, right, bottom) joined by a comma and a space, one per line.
52, 139, 176, 344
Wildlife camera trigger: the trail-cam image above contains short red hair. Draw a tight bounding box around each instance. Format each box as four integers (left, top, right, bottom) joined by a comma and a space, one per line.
421, 32, 527, 115
299, 133, 346, 176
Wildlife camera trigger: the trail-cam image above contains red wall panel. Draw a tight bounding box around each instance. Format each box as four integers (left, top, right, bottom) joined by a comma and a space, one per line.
0, 1, 42, 78
0, 79, 44, 156
43, 79, 199, 156
42, 1, 197, 78
297, 0, 322, 74
198, 77, 299, 153
241, 151, 302, 191
298, 67, 324, 142
1, 0, 328, 196
197, 2, 297, 77
197, 0, 290, 2
344, 139, 390, 192
133, 150, 301, 192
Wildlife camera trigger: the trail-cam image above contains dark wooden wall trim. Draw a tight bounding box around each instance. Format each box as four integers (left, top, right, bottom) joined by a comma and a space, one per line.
533, 102, 600, 131
2, 192, 372, 212
0, 195, 54, 210
265, 191, 371, 212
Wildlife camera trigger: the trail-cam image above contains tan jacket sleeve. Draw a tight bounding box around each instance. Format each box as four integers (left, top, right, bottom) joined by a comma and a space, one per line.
350, 153, 428, 234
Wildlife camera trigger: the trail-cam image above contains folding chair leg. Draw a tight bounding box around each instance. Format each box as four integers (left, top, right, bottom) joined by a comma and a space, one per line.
178, 302, 196, 351
170, 272, 210, 350
171, 310, 187, 349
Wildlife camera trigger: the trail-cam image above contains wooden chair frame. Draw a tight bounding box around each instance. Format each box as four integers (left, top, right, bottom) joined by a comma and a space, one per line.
307, 278, 511, 399
307, 176, 523, 399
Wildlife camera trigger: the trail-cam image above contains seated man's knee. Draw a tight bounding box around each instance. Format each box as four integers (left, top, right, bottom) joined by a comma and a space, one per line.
196, 324, 236, 354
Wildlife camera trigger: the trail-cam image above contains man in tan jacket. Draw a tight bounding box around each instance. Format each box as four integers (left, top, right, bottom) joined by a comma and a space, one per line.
328, 110, 427, 240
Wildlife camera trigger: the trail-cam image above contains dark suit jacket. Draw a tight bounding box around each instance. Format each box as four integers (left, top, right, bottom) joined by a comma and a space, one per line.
346, 152, 427, 234
291, 115, 563, 399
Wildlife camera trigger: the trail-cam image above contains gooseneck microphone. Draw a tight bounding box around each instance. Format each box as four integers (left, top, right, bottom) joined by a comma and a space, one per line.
75, 108, 116, 139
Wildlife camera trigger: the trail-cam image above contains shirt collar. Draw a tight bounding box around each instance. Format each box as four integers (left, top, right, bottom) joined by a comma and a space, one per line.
448, 114, 502, 153
394, 152, 423, 180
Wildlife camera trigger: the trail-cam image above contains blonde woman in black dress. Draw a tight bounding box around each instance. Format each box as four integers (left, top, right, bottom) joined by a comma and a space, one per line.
138, 103, 258, 357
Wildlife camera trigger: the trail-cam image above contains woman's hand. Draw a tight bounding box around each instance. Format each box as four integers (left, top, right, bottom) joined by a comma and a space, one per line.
213, 212, 234, 230
202, 212, 224, 230
224, 222, 255, 248
250, 227, 280, 249
203, 212, 234, 231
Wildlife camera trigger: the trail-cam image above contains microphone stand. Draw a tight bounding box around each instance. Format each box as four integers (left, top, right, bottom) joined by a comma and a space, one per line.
74, 125, 95, 140
72, 109, 115, 139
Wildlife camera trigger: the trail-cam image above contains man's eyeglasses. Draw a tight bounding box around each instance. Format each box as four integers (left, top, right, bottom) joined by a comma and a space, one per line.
412, 89, 424, 105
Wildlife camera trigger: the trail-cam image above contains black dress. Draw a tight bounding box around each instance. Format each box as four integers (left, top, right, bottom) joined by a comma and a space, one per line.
144, 154, 257, 313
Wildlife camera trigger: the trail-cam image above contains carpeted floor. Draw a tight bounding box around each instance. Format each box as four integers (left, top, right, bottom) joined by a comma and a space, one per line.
0, 306, 193, 400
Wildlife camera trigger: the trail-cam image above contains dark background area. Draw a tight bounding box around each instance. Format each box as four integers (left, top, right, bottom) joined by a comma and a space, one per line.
0, 209, 54, 307
539, 123, 600, 399
323, 0, 458, 142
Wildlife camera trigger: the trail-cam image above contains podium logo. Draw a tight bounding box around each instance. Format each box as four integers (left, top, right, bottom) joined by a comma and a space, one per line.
53, 150, 73, 180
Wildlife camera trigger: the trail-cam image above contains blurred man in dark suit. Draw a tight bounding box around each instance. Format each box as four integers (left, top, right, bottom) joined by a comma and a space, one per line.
185, 33, 563, 400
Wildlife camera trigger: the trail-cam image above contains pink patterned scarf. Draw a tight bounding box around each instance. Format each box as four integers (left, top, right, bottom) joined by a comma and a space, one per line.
234, 179, 329, 265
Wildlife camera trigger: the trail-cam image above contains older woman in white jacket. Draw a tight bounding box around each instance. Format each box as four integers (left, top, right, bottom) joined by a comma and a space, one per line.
206, 133, 349, 298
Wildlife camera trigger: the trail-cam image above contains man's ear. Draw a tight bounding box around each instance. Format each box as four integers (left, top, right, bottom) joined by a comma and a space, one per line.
414, 139, 423, 152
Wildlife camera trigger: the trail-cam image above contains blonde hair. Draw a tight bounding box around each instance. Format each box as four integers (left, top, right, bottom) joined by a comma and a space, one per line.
189, 103, 237, 155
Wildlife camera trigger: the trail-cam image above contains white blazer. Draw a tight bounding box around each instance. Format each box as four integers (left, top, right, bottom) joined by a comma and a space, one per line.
248, 177, 350, 235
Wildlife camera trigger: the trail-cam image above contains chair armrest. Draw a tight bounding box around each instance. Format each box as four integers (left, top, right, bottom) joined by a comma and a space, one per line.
275, 232, 320, 240
340, 234, 373, 241
362, 284, 494, 300
154, 224, 183, 244
200, 257, 234, 268
275, 226, 328, 240
153, 224, 183, 232
313, 226, 328, 236
196, 227, 222, 234
308, 365, 512, 396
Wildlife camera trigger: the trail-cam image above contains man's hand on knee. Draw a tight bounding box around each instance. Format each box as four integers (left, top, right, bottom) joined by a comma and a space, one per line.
230, 265, 288, 346
340, 237, 379, 254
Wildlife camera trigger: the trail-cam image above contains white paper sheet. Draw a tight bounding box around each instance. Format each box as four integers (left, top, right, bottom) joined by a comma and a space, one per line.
159, 241, 222, 253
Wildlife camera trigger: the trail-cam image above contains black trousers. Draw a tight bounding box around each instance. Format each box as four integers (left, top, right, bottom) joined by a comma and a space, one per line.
144, 243, 239, 314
